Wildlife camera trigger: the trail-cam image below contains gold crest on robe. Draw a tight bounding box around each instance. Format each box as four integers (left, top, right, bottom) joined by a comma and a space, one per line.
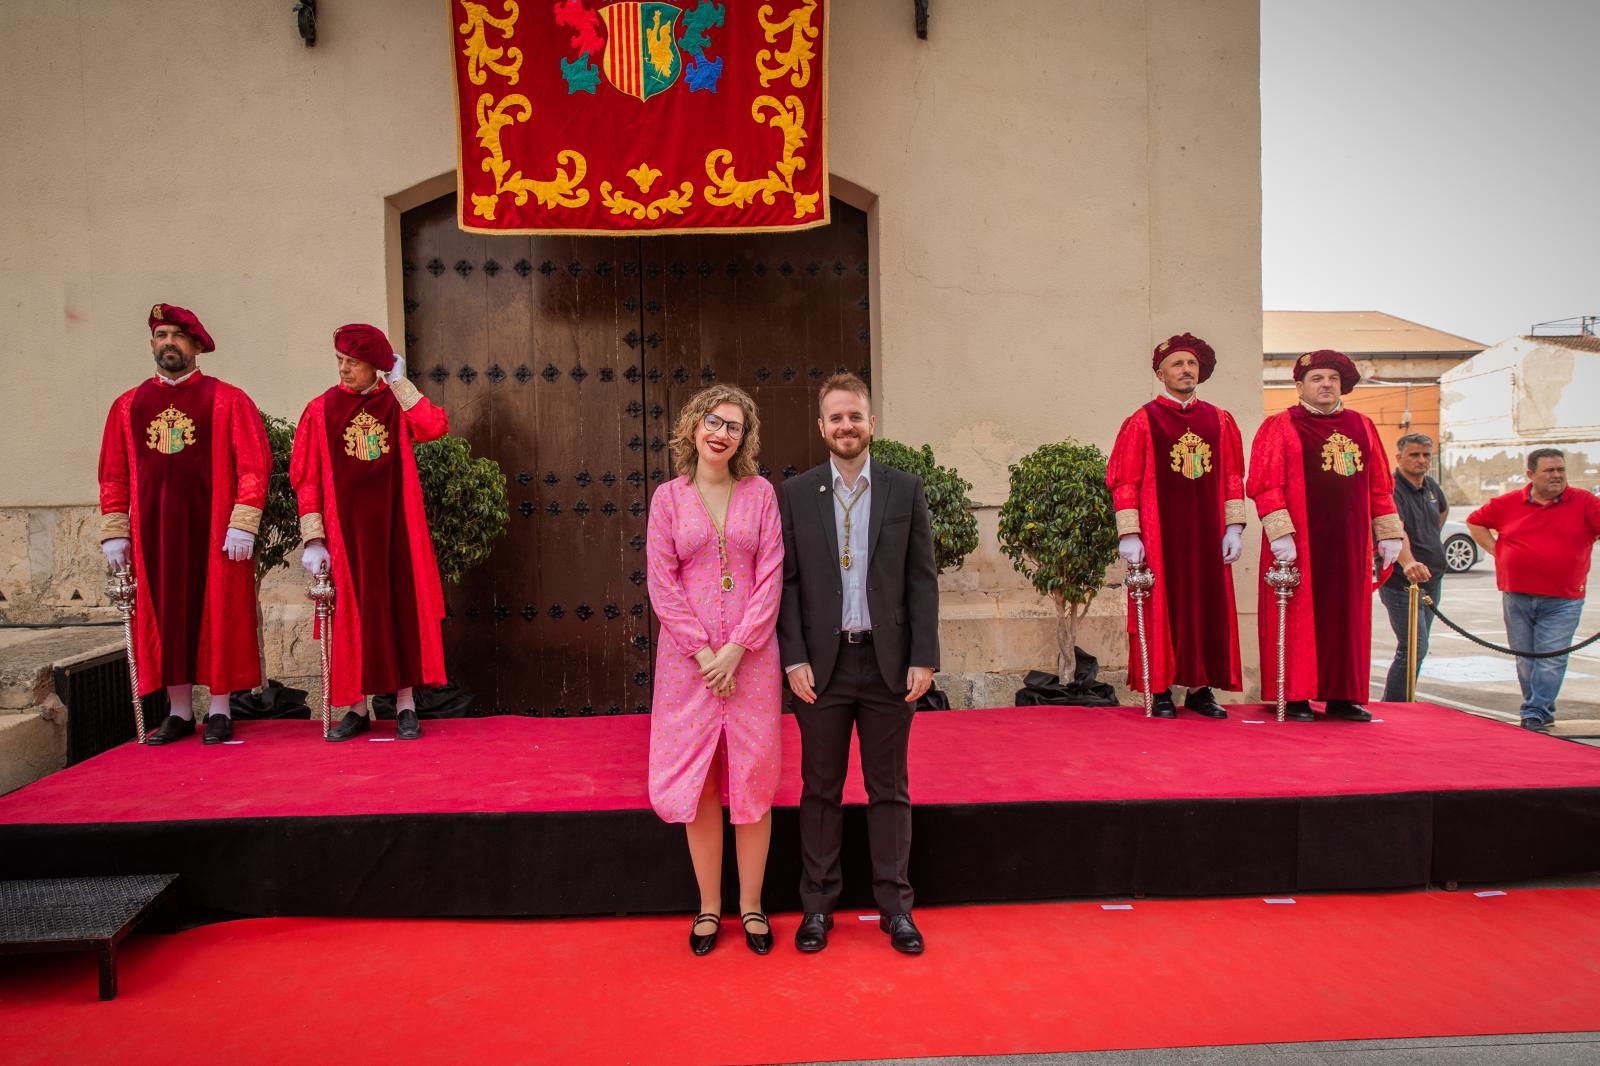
1169, 429, 1213, 480
343, 412, 391, 461
1321, 431, 1364, 477
145, 405, 197, 455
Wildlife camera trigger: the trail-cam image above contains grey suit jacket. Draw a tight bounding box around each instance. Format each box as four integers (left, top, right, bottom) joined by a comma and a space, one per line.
777, 459, 940, 694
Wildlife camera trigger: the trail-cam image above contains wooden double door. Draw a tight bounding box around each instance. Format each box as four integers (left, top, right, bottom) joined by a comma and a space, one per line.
401, 194, 870, 714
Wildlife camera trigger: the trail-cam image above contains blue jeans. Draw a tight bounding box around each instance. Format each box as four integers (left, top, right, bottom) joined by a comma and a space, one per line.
1502, 592, 1585, 723
1380, 576, 1442, 702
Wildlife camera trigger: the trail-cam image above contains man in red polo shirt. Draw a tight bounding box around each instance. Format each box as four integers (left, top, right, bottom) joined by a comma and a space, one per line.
1467, 449, 1600, 731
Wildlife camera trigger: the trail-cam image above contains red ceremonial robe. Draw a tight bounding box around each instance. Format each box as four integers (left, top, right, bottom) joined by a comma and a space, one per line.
1247, 405, 1403, 702
97, 371, 270, 695
290, 377, 449, 707
1108, 395, 1246, 693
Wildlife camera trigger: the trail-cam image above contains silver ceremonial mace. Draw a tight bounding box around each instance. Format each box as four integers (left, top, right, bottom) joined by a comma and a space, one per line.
1125, 560, 1156, 718
1264, 558, 1301, 723
106, 562, 146, 744
306, 563, 337, 739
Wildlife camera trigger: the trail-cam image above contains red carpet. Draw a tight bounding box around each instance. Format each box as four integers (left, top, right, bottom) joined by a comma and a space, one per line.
4, 702, 1598, 824
4, 890, 1600, 1064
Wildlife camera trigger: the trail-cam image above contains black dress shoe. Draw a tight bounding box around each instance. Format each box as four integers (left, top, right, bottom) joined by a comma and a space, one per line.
326, 711, 371, 742
1183, 687, 1228, 719
1150, 690, 1177, 719
201, 714, 233, 745
396, 707, 422, 740
795, 912, 833, 953
879, 913, 925, 955
145, 715, 196, 746
741, 912, 773, 955
689, 913, 720, 956
1325, 701, 1373, 722
1283, 700, 1315, 722
1521, 717, 1551, 733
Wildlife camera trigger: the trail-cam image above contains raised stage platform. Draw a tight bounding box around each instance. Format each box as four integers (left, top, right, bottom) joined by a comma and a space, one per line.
2, 703, 1598, 917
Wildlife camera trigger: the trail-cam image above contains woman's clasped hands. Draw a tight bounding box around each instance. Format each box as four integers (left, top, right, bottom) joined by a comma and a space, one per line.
695, 643, 746, 698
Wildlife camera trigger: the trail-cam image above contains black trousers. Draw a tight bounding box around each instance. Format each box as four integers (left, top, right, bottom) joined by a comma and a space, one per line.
796, 640, 915, 915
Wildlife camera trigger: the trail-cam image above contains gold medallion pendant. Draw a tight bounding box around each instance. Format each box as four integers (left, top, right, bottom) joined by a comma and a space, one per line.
1320, 431, 1364, 477
720, 573, 735, 593
145, 405, 197, 455
841, 552, 852, 569
343, 412, 392, 461
1168, 429, 1214, 480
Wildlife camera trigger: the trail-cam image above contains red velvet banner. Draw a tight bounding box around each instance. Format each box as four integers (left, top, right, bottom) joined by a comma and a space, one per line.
451, 0, 829, 234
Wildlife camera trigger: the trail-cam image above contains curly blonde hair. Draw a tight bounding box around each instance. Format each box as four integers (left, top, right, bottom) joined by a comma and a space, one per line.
669, 384, 762, 480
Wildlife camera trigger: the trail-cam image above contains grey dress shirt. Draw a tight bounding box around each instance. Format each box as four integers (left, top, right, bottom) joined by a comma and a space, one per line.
831, 455, 873, 632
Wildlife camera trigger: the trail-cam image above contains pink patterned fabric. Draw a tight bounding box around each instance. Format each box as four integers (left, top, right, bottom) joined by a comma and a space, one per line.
646, 475, 784, 824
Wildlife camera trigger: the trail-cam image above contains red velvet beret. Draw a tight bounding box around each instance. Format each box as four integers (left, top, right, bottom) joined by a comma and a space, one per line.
148, 303, 215, 353
1293, 349, 1360, 394
333, 324, 395, 373
1152, 332, 1216, 383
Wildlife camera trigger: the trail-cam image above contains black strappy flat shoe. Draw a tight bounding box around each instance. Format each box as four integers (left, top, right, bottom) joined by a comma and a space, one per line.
689, 912, 721, 956
741, 911, 773, 955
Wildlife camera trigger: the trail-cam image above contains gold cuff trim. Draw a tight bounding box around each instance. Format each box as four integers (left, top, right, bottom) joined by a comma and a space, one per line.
300, 512, 327, 543
228, 504, 263, 536
1224, 499, 1247, 527
389, 377, 423, 411
1115, 509, 1142, 537
101, 512, 131, 541
1372, 513, 1405, 542
1261, 508, 1295, 542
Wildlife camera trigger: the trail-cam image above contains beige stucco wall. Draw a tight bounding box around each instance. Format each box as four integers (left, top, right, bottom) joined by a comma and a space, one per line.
0, 0, 1262, 689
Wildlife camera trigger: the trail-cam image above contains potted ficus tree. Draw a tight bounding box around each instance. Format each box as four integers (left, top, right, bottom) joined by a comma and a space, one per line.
869, 438, 978, 709
869, 438, 979, 574
996, 438, 1119, 703
374, 433, 509, 717
230, 410, 318, 717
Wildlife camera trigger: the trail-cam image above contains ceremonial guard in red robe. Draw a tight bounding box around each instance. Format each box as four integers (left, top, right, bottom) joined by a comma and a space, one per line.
1107, 333, 1246, 718
1247, 350, 1405, 721
97, 304, 271, 745
290, 324, 450, 741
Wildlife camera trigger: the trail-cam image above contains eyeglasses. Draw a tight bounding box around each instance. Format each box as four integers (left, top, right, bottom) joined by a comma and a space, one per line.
702, 412, 745, 440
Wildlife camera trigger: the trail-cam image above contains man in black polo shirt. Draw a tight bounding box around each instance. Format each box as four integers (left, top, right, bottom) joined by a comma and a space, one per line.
1380, 433, 1449, 701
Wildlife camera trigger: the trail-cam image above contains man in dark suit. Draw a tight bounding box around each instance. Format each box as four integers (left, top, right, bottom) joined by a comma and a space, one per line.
779, 373, 940, 955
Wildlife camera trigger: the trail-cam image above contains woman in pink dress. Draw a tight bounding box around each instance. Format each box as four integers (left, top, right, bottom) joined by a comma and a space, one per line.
647, 384, 784, 956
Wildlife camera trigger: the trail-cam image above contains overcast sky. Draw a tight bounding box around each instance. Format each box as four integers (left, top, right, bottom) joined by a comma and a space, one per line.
1261, 0, 1598, 346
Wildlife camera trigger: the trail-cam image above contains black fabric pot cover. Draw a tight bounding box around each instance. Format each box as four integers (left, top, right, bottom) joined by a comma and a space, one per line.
1014, 647, 1117, 706
371, 683, 477, 719
230, 679, 311, 719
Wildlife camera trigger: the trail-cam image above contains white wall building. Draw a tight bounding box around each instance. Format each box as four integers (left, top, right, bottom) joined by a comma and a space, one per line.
1438, 334, 1600, 504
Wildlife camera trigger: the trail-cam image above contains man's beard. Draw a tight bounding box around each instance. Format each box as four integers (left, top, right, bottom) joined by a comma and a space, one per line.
154, 346, 193, 374
826, 430, 870, 460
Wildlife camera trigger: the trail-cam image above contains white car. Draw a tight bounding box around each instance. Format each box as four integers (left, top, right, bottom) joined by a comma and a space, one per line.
1441, 520, 1479, 573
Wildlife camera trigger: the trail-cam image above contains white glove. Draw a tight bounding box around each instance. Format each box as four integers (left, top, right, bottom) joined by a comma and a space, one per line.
386, 353, 407, 385
102, 538, 132, 568
224, 528, 256, 561
1270, 535, 1297, 563
1221, 524, 1244, 564
1118, 534, 1145, 566
302, 539, 331, 575
1376, 538, 1402, 569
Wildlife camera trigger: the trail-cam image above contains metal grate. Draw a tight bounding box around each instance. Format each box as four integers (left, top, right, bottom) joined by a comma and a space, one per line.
0, 875, 177, 943
55, 651, 166, 765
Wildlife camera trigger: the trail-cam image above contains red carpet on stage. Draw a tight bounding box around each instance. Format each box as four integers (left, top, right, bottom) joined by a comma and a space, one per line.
4, 702, 1598, 825
4, 890, 1600, 1064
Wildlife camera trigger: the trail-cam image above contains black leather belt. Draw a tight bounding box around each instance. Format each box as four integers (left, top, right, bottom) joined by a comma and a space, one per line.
841, 630, 873, 644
